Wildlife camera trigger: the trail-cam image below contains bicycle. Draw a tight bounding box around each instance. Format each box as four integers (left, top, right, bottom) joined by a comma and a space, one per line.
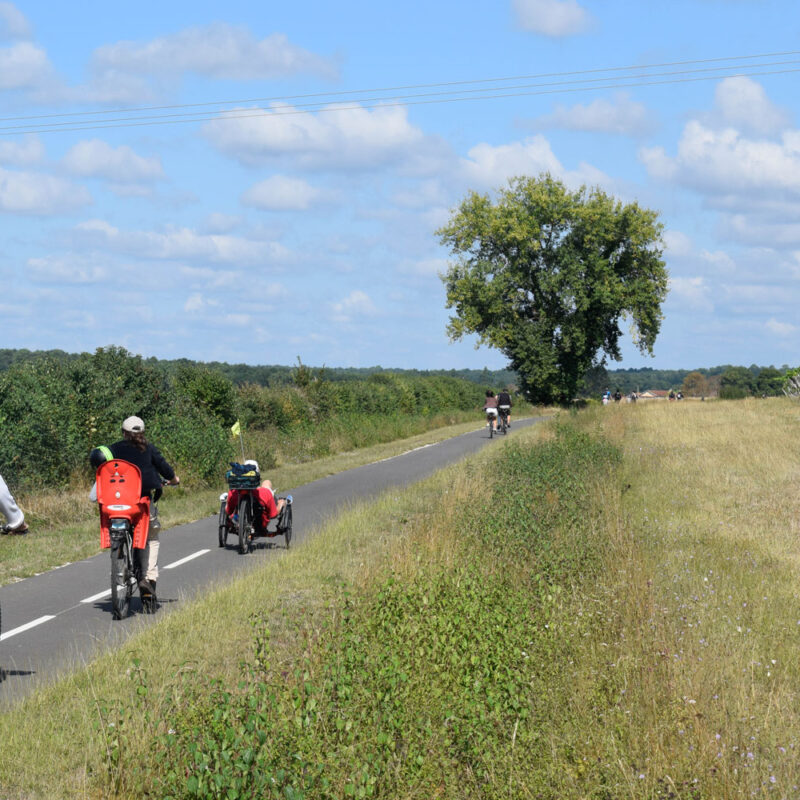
218, 464, 293, 553
96, 460, 168, 619
498, 407, 509, 434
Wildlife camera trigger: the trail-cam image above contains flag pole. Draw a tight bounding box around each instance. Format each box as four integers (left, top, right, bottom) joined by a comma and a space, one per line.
231, 420, 246, 462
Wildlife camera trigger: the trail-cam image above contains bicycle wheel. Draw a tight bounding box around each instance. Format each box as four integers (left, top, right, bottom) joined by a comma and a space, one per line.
110, 540, 133, 620
218, 500, 228, 548
283, 503, 293, 549
238, 495, 252, 554
489, 419, 494, 438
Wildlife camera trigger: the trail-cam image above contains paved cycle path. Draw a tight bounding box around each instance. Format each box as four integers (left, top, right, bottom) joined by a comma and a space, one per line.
0, 417, 544, 704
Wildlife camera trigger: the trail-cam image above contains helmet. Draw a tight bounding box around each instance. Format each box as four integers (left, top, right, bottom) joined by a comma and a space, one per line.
244, 459, 260, 473
122, 416, 145, 433
90, 445, 113, 469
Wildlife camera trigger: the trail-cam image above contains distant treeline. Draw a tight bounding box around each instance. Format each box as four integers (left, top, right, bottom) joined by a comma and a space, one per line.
0, 348, 517, 389
0, 347, 493, 490
584, 363, 794, 398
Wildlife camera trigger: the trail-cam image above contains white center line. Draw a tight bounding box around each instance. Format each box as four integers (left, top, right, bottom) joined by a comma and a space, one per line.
163, 549, 210, 570
0, 615, 56, 642
81, 588, 113, 604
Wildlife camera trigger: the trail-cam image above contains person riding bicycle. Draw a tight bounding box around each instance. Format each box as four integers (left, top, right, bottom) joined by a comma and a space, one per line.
483, 390, 499, 433
225, 459, 286, 532
496, 389, 512, 428
96, 416, 179, 600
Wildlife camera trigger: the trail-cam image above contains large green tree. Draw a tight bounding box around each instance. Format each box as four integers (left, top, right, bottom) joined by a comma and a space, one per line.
438, 174, 669, 404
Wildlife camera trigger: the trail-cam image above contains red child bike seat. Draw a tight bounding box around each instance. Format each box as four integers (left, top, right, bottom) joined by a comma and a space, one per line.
96, 459, 150, 550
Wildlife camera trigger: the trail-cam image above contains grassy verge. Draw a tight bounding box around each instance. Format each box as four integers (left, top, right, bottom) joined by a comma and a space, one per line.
7, 398, 796, 797
0, 411, 528, 586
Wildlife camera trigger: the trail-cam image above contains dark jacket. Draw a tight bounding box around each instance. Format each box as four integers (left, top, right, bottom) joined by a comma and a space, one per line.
496, 391, 512, 407
108, 440, 175, 495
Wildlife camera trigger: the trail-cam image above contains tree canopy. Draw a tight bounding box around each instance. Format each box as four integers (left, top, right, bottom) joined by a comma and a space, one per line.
438, 174, 669, 404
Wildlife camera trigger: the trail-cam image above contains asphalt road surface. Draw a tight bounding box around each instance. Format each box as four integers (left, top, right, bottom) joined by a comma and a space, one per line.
0, 417, 543, 704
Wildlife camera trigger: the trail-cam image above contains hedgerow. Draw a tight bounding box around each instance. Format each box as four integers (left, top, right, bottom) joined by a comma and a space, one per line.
0, 348, 495, 490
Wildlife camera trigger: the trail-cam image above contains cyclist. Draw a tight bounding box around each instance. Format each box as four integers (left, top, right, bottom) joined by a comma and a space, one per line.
0, 471, 29, 535
225, 459, 286, 531
102, 416, 179, 600
496, 389, 512, 429
483, 390, 499, 433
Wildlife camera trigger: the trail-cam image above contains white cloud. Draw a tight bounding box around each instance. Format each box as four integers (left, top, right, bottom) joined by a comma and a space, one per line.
205, 103, 429, 169
459, 134, 611, 191
184, 292, 220, 312
460, 135, 562, 187
641, 121, 800, 200
533, 94, 654, 136
713, 77, 791, 136
179, 265, 238, 288
26, 255, 106, 284
91, 24, 335, 81
398, 256, 448, 277
330, 289, 377, 323
62, 140, 164, 185
0, 134, 44, 166
721, 214, 800, 248
0, 3, 31, 40
669, 276, 714, 312
512, 0, 591, 36
663, 229, 693, 258
200, 212, 242, 234
241, 175, 328, 211
765, 317, 797, 337
700, 248, 736, 274
0, 167, 91, 215
0, 41, 52, 89
73, 219, 290, 265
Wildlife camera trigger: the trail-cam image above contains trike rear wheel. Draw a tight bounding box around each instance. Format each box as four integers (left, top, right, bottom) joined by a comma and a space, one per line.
238, 496, 251, 554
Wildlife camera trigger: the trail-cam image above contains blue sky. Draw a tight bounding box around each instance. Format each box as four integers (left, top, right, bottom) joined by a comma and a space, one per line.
2, 0, 799, 371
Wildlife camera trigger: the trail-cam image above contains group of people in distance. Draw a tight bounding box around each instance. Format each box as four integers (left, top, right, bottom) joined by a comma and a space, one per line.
602, 388, 638, 405
482, 389, 512, 433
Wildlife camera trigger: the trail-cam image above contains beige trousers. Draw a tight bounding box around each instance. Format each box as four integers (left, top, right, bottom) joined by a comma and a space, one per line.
137, 504, 161, 582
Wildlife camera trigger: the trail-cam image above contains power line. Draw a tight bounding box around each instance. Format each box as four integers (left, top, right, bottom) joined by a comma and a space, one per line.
1, 48, 797, 125
1, 53, 798, 136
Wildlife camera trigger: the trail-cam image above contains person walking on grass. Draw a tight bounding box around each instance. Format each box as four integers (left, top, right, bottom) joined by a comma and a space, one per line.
0, 471, 29, 535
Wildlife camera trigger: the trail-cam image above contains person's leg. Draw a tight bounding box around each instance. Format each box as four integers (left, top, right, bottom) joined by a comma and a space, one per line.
0, 473, 26, 530
146, 504, 160, 583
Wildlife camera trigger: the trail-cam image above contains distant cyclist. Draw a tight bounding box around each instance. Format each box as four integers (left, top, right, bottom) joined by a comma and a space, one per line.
496, 389, 512, 429
483, 390, 499, 433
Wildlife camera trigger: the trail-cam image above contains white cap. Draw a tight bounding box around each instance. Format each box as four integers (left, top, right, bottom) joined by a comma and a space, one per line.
122, 416, 145, 433
244, 459, 260, 472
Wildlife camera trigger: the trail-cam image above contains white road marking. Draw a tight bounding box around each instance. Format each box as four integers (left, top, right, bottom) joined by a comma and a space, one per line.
0, 615, 56, 641
81, 589, 112, 604
163, 549, 210, 570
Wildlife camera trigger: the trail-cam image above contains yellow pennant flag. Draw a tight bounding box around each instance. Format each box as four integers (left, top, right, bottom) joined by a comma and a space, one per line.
231, 420, 241, 437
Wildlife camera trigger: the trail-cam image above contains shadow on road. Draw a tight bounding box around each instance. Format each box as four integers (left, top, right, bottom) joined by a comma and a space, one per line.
0, 668, 35, 684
